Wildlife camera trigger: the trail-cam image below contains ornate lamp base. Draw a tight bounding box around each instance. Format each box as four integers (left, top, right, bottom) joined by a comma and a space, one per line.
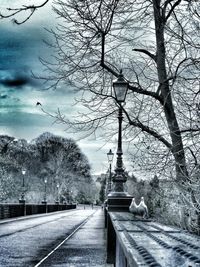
107, 195, 133, 211
19, 199, 26, 204
108, 191, 131, 197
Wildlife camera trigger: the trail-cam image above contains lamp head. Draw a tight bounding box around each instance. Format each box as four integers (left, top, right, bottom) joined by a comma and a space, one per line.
107, 149, 114, 163
113, 70, 128, 103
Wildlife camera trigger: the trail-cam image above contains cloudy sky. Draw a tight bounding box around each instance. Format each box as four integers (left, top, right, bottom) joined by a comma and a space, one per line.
0, 0, 134, 175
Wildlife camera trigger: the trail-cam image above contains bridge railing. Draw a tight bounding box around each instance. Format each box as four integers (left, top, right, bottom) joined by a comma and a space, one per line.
0, 203, 76, 220
106, 210, 200, 267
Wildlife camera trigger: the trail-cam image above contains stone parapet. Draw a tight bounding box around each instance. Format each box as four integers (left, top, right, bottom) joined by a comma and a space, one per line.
107, 211, 200, 266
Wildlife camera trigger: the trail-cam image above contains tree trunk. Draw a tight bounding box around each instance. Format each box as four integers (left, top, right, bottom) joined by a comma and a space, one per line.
153, 0, 188, 182
197, 213, 200, 235
153, 2, 200, 224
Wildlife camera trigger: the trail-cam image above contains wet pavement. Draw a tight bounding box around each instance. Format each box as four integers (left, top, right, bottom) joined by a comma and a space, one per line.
39, 208, 108, 267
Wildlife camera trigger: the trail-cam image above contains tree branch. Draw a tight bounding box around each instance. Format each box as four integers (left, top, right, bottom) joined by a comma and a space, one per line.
187, 147, 198, 166
100, 33, 119, 77
132, 48, 157, 62
0, 0, 49, 24
122, 107, 173, 150
180, 128, 200, 134
165, 0, 182, 22
128, 84, 164, 105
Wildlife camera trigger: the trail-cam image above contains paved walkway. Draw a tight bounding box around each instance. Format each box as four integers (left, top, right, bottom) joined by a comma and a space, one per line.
41, 208, 111, 267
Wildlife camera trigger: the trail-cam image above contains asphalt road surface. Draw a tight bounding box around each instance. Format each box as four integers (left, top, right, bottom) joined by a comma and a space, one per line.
0, 206, 105, 267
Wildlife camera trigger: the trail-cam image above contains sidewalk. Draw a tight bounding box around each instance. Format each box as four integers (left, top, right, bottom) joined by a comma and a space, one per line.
40, 208, 112, 267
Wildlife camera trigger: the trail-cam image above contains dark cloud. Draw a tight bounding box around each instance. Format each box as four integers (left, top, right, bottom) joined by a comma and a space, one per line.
0, 76, 30, 88
0, 69, 42, 89
0, 94, 9, 99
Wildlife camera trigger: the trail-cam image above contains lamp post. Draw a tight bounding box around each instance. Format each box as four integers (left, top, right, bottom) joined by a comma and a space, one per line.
55, 183, 59, 204
19, 169, 26, 204
67, 189, 70, 204
107, 149, 114, 194
106, 70, 132, 263
66, 189, 72, 204
111, 70, 129, 196
42, 178, 47, 204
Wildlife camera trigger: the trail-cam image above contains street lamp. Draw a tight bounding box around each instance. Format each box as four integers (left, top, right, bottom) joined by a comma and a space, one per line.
56, 183, 59, 204
71, 190, 73, 203
43, 178, 47, 204
113, 70, 128, 103
66, 189, 70, 204
111, 70, 129, 196
19, 168, 26, 203
107, 149, 114, 194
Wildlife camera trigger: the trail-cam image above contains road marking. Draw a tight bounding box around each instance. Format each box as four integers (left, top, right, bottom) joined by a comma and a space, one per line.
34, 210, 96, 267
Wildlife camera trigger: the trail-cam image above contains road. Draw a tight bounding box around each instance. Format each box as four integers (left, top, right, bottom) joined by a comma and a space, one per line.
0, 206, 100, 267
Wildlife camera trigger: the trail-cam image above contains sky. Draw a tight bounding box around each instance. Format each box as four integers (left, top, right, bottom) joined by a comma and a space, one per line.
0, 0, 133, 175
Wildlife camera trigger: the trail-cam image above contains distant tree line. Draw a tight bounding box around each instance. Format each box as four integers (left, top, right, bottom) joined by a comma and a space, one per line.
0, 132, 96, 204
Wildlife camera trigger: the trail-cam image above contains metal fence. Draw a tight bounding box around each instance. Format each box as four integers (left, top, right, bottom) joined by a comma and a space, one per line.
0, 203, 76, 219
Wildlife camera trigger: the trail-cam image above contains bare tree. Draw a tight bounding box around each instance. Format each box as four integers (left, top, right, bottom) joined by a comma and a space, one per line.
36, 0, 200, 182
1, 0, 200, 227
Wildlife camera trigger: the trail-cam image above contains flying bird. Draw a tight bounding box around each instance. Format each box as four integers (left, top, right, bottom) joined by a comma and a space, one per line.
36, 102, 42, 106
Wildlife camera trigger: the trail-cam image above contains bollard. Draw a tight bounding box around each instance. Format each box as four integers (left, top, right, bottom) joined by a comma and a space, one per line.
19, 199, 26, 216
41, 201, 47, 213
